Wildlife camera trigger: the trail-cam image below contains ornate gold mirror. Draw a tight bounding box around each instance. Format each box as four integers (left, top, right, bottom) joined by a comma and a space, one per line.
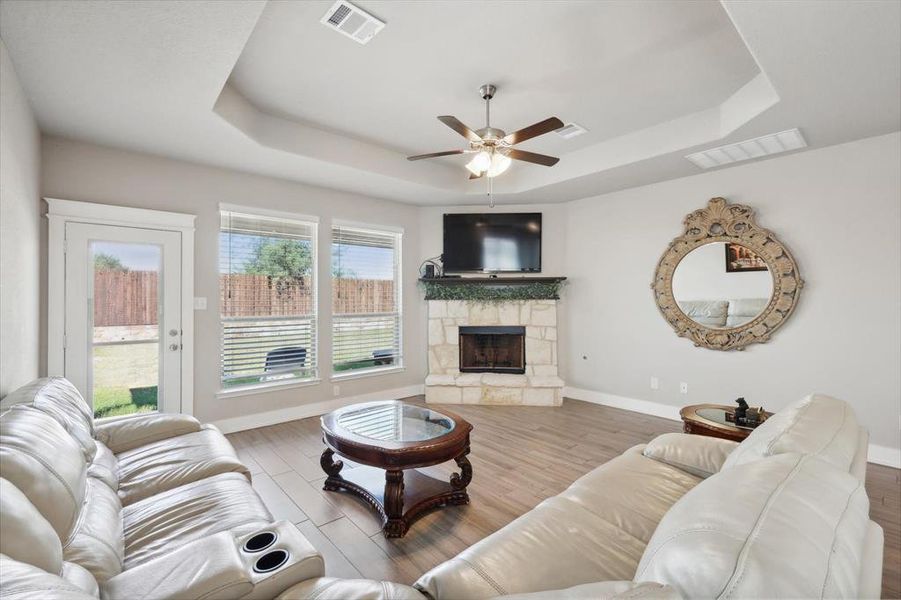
652, 197, 803, 350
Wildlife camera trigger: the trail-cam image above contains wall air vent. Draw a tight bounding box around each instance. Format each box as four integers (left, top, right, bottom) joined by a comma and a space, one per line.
320, 1, 385, 45
554, 122, 588, 139
685, 128, 807, 170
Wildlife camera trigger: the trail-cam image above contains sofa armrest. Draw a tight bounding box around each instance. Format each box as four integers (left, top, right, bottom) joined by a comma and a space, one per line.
642, 433, 738, 479
102, 522, 324, 600
492, 581, 681, 599
94, 412, 202, 453
277, 578, 427, 600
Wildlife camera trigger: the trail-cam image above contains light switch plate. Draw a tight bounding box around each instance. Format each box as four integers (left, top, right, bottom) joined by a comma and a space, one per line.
193, 297, 207, 310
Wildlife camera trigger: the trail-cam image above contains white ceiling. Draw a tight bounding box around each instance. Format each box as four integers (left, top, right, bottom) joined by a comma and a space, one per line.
231, 1, 758, 156
1, 0, 898, 205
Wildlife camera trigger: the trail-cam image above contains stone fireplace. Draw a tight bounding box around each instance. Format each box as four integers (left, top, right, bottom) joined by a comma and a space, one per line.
425, 299, 564, 406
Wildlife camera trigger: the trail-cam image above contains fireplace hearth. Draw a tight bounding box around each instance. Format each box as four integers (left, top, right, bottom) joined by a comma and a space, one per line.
459, 326, 526, 374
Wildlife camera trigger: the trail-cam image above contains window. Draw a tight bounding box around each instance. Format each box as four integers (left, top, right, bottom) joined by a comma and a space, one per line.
331, 223, 402, 376
219, 208, 318, 390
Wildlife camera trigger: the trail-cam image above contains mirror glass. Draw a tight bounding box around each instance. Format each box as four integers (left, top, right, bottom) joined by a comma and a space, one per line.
672, 242, 773, 329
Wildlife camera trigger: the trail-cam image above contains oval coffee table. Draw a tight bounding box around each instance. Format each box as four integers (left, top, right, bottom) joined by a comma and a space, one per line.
320, 400, 473, 538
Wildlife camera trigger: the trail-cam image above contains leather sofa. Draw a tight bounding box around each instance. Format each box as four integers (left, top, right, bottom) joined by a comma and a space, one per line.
281, 393, 884, 600
0, 379, 884, 599
0, 377, 325, 599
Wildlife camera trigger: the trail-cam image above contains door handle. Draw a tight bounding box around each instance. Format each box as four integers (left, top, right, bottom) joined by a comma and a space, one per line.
169, 343, 180, 351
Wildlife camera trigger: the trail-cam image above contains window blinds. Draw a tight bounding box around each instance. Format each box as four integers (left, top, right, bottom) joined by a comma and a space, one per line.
331, 224, 402, 373
219, 210, 318, 388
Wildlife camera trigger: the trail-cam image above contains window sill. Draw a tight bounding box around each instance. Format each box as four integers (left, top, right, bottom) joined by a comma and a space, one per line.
216, 377, 321, 399
331, 366, 405, 382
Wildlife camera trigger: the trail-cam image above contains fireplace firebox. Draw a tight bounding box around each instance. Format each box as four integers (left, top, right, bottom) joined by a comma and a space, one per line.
459, 326, 526, 374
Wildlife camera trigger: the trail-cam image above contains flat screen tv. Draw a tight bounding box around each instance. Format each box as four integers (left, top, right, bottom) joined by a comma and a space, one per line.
442, 213, 542, 273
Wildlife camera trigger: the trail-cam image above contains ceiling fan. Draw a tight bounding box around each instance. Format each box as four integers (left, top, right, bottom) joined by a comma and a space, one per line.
407, 84, 563, 179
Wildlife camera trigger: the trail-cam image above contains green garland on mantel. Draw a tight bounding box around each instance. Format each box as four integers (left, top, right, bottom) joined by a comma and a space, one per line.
419, 280, 564, 302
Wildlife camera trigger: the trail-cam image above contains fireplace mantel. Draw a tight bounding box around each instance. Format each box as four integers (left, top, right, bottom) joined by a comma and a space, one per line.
419, 276, 566, 301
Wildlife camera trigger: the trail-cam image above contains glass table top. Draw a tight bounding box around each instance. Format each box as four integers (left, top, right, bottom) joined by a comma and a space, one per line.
336, 402, 455, 442
696, 407, 754, 430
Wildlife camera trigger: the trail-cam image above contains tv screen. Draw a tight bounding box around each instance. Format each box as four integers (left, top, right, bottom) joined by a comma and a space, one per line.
442, 213, 542, 273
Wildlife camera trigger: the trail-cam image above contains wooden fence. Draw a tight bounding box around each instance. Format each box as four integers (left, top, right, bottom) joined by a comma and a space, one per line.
94, 271, 396, 326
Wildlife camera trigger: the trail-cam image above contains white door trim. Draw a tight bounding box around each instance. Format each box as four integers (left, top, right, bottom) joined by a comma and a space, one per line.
46, 198, 196, 415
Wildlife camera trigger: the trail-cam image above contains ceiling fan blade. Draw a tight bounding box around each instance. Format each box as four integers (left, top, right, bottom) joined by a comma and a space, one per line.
437, 116, 482, 142
507, 148, 560, 167
503, 117, 565, 145
469, 172, 484, 180
407, 150, 465, 161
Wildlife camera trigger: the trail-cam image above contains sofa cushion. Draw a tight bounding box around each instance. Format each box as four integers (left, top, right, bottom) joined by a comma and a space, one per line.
60, 562, 100, 597
63, 478, 124, 582
278, 578, 427, 600
725, 297, 768, 327
676, 300, 727, 328
114, 425, 250, 506
415, 446, 701, 599
122, 472, 271, 569
722, 393, 860, 473
87, 440, 119, 491
95, 412, 202, 454
0, 406, 87, 540
642, 433, 738, 479
0, 555, 99, 600
0, 377, 96, 462
0, 478, 63, 575
635, 453, 870, 599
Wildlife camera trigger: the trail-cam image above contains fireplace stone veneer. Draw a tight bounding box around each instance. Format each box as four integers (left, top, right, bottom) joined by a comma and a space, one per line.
425, 300, 564, 406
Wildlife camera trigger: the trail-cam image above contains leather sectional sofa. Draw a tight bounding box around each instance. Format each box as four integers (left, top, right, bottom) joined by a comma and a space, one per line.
0, 378, 884, 599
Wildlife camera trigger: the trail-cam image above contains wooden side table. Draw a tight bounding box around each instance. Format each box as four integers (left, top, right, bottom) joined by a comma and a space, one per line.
680, 404, 771, 442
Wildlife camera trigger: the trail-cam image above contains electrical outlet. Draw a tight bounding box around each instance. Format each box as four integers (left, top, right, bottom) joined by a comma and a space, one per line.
333, 385, 340, 397
650, 376, 659, 390
680, 382, 688, 394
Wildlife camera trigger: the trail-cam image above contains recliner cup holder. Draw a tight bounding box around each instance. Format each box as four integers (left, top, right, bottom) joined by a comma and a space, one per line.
243, 532, 277, 553
253, 549, 289, 574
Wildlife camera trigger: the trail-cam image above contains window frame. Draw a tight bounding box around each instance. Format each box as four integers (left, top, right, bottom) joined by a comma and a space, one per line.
330, 219, 403, 380
217, 204, 320, 396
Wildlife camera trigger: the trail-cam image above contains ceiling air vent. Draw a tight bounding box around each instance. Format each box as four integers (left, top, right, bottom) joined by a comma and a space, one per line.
554, 122, 588, 140
686, 128, 807, 169
320, 1, 385, 45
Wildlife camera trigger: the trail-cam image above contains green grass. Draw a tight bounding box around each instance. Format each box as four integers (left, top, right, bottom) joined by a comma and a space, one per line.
92, 342, 158, 417
93, 385, 157, 418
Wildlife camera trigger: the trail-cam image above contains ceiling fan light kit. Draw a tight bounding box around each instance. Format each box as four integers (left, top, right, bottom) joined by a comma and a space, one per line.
408, 83, 563, 180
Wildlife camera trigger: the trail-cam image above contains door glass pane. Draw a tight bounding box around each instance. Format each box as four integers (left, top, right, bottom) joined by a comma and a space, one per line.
91, 241, 161, 418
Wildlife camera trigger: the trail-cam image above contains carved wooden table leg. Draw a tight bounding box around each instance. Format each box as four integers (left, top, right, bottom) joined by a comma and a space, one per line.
383, 469, 407, 538
450, 446, 473, 496
320, 448, 344, 491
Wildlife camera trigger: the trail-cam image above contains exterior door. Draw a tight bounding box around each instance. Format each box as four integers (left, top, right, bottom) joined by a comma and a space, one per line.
64, 223, 182, 417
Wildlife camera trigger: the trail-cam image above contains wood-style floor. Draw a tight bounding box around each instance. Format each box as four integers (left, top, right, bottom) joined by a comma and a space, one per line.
226, 397, 901, 599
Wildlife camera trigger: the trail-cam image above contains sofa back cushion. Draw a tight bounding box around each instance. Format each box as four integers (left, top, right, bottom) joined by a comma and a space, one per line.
676, 300, 728, 328
0, 478, 63, 575
0, 377, 96, 462
722, 393, 860, 473
635, 453, 869, 599
63, 478, 124, 582
0, 406, 88, 540
725, 298, 768, 328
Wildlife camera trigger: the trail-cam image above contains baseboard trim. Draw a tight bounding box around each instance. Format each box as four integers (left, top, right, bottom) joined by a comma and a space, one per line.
212, 384, 425, 434
564, 386, 682, 422
564, 386, 901, 469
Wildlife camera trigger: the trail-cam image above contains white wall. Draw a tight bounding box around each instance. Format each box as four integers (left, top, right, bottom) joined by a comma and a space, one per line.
671, 242, 772, 301
563, 132, 901, 453
40, 137, 427, 425
0, 40, 42, 397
